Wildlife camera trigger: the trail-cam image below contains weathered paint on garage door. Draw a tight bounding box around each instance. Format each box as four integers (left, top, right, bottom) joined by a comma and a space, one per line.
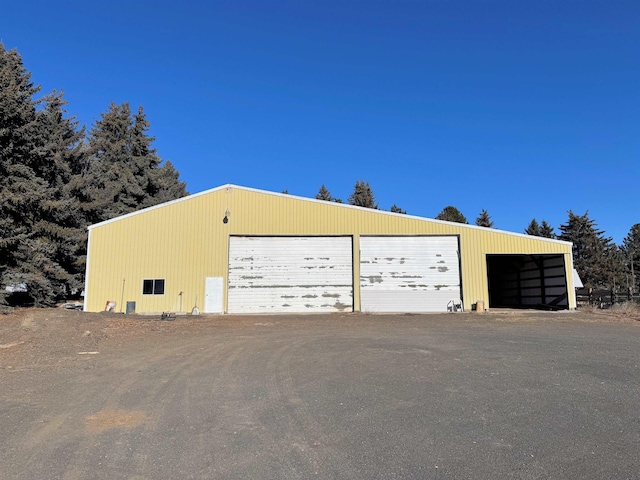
359, 236, 461, 313
228, 236, 353, 313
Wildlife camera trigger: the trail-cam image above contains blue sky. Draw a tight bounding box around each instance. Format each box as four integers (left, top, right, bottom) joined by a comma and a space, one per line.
2, 1, 638, 243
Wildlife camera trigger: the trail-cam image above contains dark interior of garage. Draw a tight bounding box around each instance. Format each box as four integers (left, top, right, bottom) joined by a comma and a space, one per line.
486, 254, 569, 310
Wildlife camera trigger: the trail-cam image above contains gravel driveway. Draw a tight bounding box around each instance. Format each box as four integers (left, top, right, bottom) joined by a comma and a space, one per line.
1, 309, 639, 479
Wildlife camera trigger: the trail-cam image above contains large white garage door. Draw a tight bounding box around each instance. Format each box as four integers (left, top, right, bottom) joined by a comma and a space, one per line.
360, 236, 461, 313
228, 236, 353, 313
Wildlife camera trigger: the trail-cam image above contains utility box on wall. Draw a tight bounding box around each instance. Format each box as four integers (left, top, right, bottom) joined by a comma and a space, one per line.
126, 301, 136, 314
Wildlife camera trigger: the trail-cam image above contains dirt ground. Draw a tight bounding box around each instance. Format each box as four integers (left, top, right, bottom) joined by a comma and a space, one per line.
1, 307, 639, 479
1, 306, 637, 369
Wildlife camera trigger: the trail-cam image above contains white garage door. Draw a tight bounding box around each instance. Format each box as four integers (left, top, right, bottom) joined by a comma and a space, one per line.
228, 236, 353, 313
360, 236, 461, 313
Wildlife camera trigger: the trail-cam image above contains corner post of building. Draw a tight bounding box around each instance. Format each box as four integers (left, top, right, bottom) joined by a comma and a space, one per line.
566, 252, 576, 310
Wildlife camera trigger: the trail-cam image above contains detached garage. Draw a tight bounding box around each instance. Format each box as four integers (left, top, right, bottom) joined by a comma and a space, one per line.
83, 184, 576, 314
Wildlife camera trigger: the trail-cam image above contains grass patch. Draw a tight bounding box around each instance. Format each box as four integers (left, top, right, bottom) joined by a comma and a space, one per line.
609, 302, 640, 318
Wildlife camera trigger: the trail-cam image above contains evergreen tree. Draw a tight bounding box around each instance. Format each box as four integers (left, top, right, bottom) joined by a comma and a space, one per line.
622, 223, 640, 293
475, 209, 494, 228
32, 91, 88, 296
315, 184, 343, 203
539, 220, 556, 239
526, 218, 555, 238
79, 102, 187, 224
75, 102, 132, 224
390, 204, 406, 214
0, 45, 88, 306
558, 211, 616, 289
436, 206, 468, 224
130, 107, 186, 207
147, 159, 186, 205
348, 181, 378, 209
607, 244, 628, 293
0, 45, 188, 307
525, 218, 541, 236
0, 43, 43, 305
315, 184, 332, 201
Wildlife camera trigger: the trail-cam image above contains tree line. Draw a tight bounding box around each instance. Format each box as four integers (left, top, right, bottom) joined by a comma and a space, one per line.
1, 44, 187, 307
314, 182, 494, 226
314, 182, 639, 293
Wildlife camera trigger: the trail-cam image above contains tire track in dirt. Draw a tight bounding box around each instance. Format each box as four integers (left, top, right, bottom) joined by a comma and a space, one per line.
263, 334, 360, 479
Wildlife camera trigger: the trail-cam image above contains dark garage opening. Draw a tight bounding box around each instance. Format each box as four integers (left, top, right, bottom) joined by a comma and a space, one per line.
487, 254, 569, 310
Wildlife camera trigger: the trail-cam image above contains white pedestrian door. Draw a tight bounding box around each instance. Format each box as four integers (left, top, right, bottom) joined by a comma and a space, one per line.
204, 277, 223, 313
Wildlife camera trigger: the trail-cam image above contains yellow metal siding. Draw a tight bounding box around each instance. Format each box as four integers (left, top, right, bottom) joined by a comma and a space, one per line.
85, 186, 575, 313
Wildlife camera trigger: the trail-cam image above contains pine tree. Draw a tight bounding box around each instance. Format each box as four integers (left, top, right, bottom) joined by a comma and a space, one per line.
32, 91, 88, 297
436, 206, 468, 224
539, 220, 556, 239
0, 43, 43, 306
525, 219, 541, 236
130, 107, 187, 207
315, 184, 332, 201
558, 211, 616, 289
607, 244, 628, 294
75, 102, 132, 224
390, 204, 406, 214
475, 209, 494, 228
147, 159, 187, 205
79, 102, 187, 224
0, 45, 88, 306
526, 218, 555, 238
622, 223, 640, 294
348, 181, 378, 209
0, 45, 188, 307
